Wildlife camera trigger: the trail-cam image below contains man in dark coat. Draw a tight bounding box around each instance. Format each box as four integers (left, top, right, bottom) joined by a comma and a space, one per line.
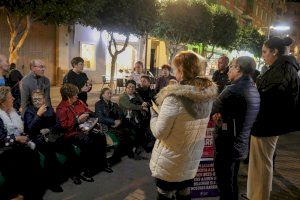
212, 55, 230, 94
211, 56, 260, 200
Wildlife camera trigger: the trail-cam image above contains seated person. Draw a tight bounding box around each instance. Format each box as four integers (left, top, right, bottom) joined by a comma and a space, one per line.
0, 86, 42, 199
119, 80, 149, 159
56, 84, 112, 185
95, 88, 134, 158
136, 75, 156, 106
23, 90, 64, 192
155, 64, 176, 93
136, 75, 156, 151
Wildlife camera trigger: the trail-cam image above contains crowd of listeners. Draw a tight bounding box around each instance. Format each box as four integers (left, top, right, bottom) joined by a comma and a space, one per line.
0, 36, 299, 200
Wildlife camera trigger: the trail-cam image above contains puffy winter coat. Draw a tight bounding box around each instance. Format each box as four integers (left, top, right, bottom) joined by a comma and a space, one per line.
150, 82, 217, 182
251, 55, 300, 137
211, 75, 260, 160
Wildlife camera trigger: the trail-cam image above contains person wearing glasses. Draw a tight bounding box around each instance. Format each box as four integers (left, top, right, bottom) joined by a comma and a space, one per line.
211, 56, 260, 200
20, 59, 51, 113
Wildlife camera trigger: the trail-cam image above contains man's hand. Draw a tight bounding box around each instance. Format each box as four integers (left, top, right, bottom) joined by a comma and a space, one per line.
37, 105, 47, 117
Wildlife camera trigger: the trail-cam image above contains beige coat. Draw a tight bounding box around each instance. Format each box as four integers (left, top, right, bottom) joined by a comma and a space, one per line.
150, 82, 217, 182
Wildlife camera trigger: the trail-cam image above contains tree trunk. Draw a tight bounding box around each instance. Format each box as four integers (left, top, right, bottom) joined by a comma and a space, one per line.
110, 56, 117, 88
107, 32, 130, 88
6, 14, 32, 64
206, 46, 215, 60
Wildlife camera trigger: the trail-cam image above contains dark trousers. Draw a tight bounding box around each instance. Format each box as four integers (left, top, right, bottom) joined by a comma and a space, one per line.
155, 178, 192, 200
214, 153, 240, 200
36, 142, 64, 186
65, 132, 107, 174
0, 145, 43, 200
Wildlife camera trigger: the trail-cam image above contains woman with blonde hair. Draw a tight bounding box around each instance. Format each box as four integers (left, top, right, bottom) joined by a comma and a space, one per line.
150, 51, 217, 200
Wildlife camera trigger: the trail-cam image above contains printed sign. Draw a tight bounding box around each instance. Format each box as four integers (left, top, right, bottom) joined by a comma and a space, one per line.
191, 121, 219, 198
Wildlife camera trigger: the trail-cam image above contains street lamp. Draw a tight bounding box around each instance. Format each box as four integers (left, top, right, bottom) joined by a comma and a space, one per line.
268, 25, 290, 39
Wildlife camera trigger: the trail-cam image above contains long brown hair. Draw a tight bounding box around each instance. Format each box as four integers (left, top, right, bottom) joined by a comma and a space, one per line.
173, 51, 212, 90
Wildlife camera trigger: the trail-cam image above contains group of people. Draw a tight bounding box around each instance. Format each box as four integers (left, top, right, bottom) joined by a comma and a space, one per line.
0, 35, 299, 200
0, 56, 170, 200
149, 36, 299, 200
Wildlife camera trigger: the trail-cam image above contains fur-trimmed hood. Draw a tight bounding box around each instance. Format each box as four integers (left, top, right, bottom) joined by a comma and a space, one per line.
155, 81, 218, 118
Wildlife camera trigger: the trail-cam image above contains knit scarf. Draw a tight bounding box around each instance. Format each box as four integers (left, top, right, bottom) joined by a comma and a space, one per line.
0, 108, 23, 136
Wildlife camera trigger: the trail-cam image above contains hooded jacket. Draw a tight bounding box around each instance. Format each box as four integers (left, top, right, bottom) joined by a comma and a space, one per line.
150, 81, 217, 182
251, 55, 300, 137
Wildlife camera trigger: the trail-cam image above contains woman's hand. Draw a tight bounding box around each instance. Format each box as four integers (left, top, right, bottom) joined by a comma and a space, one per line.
212, 113, 222, 127
78, 113, 89, 123
15, 136, 28, 144
37, 105, 47, 117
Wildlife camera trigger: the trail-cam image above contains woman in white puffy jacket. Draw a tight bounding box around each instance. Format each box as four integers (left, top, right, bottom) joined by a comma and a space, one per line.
150, 51, 217, 200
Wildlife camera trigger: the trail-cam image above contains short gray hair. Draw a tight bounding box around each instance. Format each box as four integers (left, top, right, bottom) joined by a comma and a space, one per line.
0, 86, 11, 105
236, 56, 256, 75
30, 59, 44, 69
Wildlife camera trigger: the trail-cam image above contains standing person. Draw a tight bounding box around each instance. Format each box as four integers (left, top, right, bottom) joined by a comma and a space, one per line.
247, 37, 300, 200
211, 57, 260, 200
130, 61, 145, 87
20, 59, 51, 113
150, 51, 217, 200
212, 55, 230, 94
8, 63, 23, 110
63, 57, 92, 105
155, 64, 176, 93
0, 55, 9, 86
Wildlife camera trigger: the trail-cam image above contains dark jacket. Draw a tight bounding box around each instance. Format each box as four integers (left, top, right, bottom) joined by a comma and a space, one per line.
95, 99, 122, 127
56, 100, 92, 138
212, 68, 229, 94
63, 70, 91, 104
212, 75, 260, 159
155, 75, 176, 93
251, 55, 300, 137
24, 105, 61, 143
8, 69, 23, 110
136, 87, 156, 106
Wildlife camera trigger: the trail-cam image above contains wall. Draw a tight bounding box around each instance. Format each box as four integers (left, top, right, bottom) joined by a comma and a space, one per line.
68, 24, 106, 83
0, 13, 57, 85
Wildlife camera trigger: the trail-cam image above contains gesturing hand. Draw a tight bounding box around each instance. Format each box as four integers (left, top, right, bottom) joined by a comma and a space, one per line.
37, 105, 47, 117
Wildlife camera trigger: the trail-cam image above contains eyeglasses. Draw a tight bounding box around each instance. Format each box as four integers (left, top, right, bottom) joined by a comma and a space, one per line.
34, 65, 46, 69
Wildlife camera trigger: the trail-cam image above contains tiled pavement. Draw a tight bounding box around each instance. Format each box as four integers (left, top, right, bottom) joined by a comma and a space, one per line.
44, 85, 300, 200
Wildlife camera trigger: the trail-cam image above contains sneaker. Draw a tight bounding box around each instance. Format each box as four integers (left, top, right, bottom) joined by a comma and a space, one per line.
80, 171, 94, 182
